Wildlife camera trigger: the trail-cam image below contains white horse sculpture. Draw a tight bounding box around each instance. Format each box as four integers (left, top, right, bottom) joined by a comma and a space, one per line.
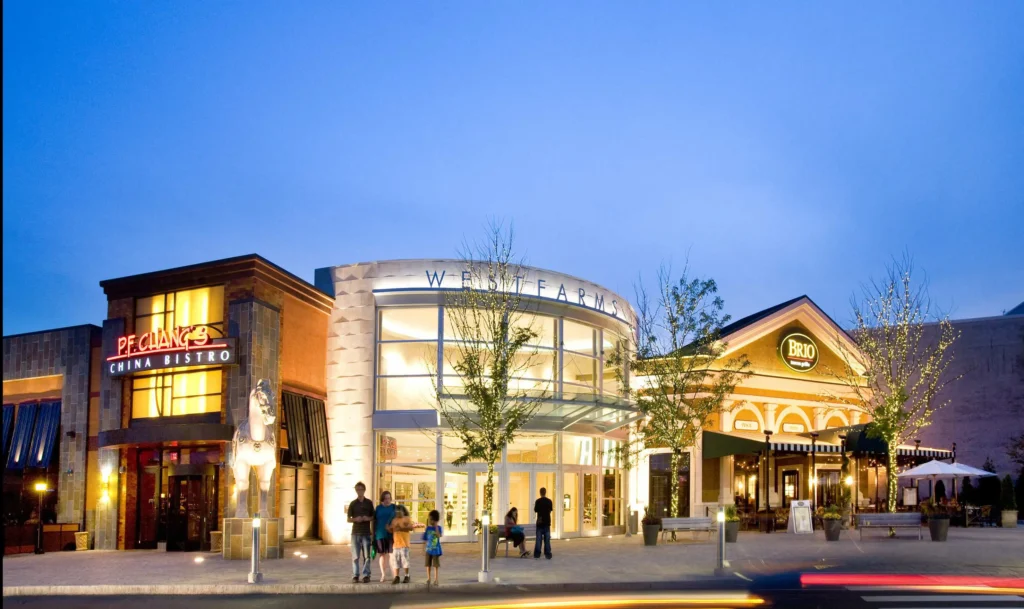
232, 378, 277, 518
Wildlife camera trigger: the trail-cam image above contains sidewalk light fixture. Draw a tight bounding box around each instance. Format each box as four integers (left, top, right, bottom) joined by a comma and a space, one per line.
34, 482, 47, 555
249, 517, 263, 584
478, 511, 492, 583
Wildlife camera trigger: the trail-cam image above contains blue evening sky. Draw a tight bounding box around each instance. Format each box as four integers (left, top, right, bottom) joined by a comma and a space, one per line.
4, 2, 1023, 335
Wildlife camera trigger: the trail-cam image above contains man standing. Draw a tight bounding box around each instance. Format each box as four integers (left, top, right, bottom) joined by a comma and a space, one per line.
533, 487, 554, 559
347, 481, 374, 583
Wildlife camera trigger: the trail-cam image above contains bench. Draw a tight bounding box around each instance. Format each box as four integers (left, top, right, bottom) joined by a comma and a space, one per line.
498, 523, 537, 557
661, 517, 716, 542
855, 512, 922, 540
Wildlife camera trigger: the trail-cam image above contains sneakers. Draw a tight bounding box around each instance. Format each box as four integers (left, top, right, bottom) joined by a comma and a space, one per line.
403, 576, 410, 584
392, 576, 401, 584
352, 576, 359, 583
361, 576, 370, 584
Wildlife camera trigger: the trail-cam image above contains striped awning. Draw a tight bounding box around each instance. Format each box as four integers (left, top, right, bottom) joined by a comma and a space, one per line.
26, 401, 61, 468
2, 404, 13, 460
6, 402, 38, 470
896, 446, 952, 458
703, 430, 842, 458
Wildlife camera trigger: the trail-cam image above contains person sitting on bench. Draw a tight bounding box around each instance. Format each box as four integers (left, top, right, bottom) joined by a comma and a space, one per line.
504, 507, 529, 558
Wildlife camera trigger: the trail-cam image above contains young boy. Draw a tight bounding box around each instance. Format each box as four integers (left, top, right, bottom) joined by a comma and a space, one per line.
387, 505, 415, 584
422, 509, 443, 585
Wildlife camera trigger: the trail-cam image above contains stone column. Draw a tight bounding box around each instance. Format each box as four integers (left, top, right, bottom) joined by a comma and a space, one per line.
764, 403, 778, 433
813, 406, 826, 431
851, 410, 862, 425
720, 404, 734, 433
95, 319, 124, 550
225, 298, 281, 520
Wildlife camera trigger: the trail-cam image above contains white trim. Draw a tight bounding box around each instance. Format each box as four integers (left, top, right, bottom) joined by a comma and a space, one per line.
774, 405, 813, 432
729, 404, 766, 431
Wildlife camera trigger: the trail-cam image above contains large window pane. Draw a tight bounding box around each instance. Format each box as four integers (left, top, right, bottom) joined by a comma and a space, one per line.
513, 313, 557, 349
603, 468, 621, 527
380, 307, 439, 341
507, 472, 531, 524
377, 376, 436, 411
132, 369, 220, 418
377, 464, 436, 528
377, 431, 437, 464
562, 320, 596, 355
378, 342, 437, 376
443, 471, 470, 535
506, 433, 557, 464
563, 435, 595, 466
443, 308, 495, 343
563, 352, 597, 389
440, 433, 485, 464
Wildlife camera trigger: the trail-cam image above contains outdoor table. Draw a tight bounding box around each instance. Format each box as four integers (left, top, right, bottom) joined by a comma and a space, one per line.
757, 511, 776, 533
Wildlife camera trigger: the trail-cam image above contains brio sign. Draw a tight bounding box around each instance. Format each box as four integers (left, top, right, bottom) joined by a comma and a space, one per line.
106, 325, 236, 377
779, 331, 819, 372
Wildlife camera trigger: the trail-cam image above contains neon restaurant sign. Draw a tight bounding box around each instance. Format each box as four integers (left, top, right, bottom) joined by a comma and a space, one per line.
778, 331, 819, 372
106, 325, 236, 377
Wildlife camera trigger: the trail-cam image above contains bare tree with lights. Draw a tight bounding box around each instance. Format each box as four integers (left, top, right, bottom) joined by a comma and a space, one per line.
829, 255, 961, 513
432, 222, 551, 519
614, 264, 750, 519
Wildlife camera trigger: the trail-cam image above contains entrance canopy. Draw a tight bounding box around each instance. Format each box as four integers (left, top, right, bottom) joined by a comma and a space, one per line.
703, 429, 842, 459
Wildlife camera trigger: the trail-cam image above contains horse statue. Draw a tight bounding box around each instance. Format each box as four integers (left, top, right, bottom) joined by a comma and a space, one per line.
232, 378, 277, 518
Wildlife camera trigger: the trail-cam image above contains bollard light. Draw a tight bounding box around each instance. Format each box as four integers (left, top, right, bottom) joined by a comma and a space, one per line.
34, 482, 48, 554
715, 506, 728, 575
844, 475, 853, 487
248, 517, 263, 584
252, 517, 262, 528
478, 511, 492, 583
717, 510, 726, 523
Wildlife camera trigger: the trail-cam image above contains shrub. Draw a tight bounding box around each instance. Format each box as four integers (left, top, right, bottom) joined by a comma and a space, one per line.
1001, 475, 1017, 511
934, 480, 946, 502
822, 505, 843, 520
641, 508, 662, 526
724, 505, 740, 523
961, 477, 975, 506
1016, 472, 1024, 519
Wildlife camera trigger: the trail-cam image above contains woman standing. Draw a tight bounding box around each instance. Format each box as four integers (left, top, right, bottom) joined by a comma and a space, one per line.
374, 491, 397, 582
504, 507, 528, 558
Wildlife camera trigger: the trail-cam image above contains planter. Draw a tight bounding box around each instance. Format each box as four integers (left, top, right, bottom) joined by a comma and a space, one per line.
642, 524, 661, 546
724, 521, 739, 543
74, 531, 91, 551
209, 531, 223, 553
484, 530, 499, 559
823, 519, 842, 541
841, 508, 852, 529
928, 518, 949, 542
1001, 510, 1018, 528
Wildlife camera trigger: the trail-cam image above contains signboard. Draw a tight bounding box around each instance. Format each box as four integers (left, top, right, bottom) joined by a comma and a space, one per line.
379, 435, 398, 461
788, 500, 813, 535
782, 423, 805, 433
779, 331, 819, 372
903, 486, 918, 507
106, 325, 236, 377
735, 420, 759, 431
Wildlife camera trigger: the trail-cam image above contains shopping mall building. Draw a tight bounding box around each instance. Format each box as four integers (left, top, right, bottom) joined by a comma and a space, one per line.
5, 253, 1008, 553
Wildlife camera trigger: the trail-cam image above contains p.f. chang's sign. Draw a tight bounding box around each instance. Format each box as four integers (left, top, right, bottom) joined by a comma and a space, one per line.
106, 325, 236, 377
778, 331, 819, 372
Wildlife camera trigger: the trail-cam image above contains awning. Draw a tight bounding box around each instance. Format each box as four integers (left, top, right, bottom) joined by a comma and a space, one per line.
810, 423, 954, 459
437, 390, 639, 434
282, 392, 332, 465
27, 401, 61, 468
702, 429, 842, 459
6, 402, 37, 470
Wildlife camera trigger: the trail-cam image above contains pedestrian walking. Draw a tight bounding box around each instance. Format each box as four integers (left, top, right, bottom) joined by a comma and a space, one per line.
347, 481, 374, 583
423, 509, 443, 585
374, 490, 397, 582
533, 487, 553, 559
504, 507, 529, 558
388, 505, 414, 584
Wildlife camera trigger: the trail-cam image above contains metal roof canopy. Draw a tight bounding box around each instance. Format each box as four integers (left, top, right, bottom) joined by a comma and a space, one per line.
806, 423, 954, 458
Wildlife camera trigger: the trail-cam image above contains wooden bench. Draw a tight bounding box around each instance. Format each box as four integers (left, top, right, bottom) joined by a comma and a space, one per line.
498, 523, 537, 557
855, 512, 922, 540
661, 517, 716, 542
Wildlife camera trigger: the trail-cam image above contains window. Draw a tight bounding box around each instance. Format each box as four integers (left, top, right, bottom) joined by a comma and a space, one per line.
562, 434, 595, 465
378, 307, 439, 410
506, 433, 556, 464
132, 369, 222, 418
136, 286, 225, 337
562, 320, 598, 397
376, 431, 438, 527
603, 468, 622, 527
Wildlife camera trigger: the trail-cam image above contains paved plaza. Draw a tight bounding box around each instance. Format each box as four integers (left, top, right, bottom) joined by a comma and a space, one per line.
3, 527, 1023, 596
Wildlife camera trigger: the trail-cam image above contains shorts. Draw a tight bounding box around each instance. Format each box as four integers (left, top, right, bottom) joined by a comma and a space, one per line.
391, 547, 411, 569
424, 554, 440, 568
374, 537, 393, 554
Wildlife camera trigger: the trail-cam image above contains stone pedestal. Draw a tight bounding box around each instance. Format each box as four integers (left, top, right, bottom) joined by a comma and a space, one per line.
209, 531, 223, 553
222, 518, 284, 560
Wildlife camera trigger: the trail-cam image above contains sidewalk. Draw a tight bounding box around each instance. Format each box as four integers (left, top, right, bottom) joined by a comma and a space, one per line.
4, 527, 1023, 596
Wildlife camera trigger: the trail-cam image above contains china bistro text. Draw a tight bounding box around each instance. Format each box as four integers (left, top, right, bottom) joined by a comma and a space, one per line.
106, 325, 236, 376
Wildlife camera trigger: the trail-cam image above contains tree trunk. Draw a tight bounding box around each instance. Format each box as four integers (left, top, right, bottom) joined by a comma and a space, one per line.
485, 460, 495, 516
670, 451, 681, 517
887, 444, 898, 513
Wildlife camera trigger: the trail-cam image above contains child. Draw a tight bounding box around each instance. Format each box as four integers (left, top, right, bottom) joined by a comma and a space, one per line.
387, 505, 415, 584
422, 509, 443, 585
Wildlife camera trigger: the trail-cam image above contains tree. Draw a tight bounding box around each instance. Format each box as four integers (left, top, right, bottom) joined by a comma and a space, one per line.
829, 256, 961, 512
618, 265, 750, 518
961, 477, 976, 506
1015, 474, 1024, 520
978, 457, 1001, 508
934, 479, 946, 502
1000, 475, 1017, 516
1007, 432, 1024, 471
432, 222, 550, 518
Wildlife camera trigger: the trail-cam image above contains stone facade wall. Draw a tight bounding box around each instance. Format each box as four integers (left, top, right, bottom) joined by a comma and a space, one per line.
225, 298, 282, 519
917, 314, 1024, 477
94, 318, 125, 549
2, 325, 99, 526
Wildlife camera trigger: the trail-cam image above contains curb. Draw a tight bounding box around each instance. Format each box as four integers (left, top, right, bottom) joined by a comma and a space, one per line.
2, 577, 743, 597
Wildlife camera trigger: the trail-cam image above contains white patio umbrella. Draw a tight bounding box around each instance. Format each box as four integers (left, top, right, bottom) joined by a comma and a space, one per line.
951, 462, 997, 478
897, 460, 963, 505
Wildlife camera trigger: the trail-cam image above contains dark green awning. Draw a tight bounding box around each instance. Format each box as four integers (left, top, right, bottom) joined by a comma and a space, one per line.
702, 430, 766, 459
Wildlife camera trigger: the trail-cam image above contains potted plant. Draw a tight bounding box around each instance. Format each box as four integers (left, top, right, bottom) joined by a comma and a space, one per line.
641, 509, 662, 546
724, 506, 740, 543
822, 505, 843, 541
1000, 475, 1018, 528
923, 502, 949, 542
473, 518, 501, 558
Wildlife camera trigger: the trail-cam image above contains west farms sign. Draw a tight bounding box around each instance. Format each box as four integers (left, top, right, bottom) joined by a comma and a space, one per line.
106, 325, 236, 377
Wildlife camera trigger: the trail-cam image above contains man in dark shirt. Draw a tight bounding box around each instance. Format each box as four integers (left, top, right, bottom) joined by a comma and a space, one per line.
347, 482, 374, 582
533, 487, 554, 559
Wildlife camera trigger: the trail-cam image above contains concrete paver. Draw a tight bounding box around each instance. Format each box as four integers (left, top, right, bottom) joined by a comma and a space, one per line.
3, 527, 1023, 595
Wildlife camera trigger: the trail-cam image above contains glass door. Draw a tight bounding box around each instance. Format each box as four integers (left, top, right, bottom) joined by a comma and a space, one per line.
442, 470, 470, 537
562, 471, 579, 535
582, 470, 600, 535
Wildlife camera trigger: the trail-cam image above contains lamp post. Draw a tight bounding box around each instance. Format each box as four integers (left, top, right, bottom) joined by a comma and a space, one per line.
809, 432, 819, 515
763, 431, 773, 512
248, 516, 262, 584
478, 511, 492, 583
715, 507, 728, 575
33, 482, 47, 555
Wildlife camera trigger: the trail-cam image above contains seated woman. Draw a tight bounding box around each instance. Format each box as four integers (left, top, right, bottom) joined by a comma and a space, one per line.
504, 507, 528, 558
